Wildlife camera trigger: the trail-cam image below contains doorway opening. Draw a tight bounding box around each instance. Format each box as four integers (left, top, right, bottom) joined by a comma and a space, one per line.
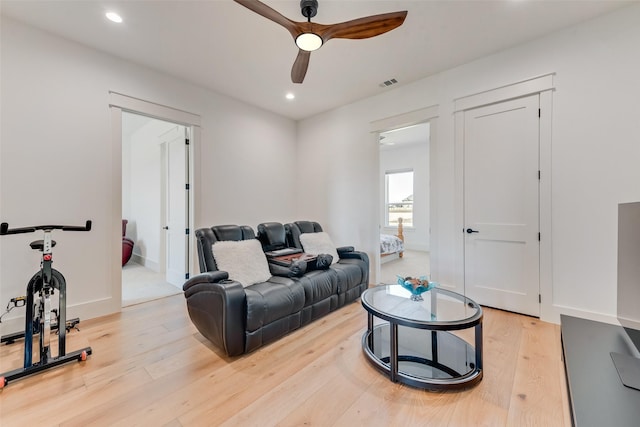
121, 112, 189, 307
378, 122, 431, 285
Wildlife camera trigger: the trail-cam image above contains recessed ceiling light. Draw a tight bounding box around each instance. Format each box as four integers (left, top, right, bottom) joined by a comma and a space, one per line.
285, 93, 295, 100
106, 12, 123, 23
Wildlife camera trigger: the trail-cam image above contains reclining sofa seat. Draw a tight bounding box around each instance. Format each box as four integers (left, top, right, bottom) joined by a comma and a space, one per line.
257, 222, 339, 325
285, 221, 369, 307
184, 225, 305, 356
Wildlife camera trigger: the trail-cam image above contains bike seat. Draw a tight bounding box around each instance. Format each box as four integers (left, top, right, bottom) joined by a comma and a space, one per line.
30, 240, 56, 251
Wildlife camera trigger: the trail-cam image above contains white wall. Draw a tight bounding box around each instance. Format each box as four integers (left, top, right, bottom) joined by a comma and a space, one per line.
3, 5, 640, 330
0, 17, 298, 334
380, 142, 430, 251
296, 5, 640, 323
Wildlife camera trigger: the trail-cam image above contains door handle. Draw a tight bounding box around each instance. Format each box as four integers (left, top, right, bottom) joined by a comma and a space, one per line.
466, 228, 479, 234
163, 226, 169, 230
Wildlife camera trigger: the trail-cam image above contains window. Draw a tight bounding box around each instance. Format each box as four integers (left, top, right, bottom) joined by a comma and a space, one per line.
386, 170, 413, 227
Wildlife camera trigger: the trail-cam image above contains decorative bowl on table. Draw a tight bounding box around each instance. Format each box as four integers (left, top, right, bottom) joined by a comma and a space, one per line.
397, 275, 437, 301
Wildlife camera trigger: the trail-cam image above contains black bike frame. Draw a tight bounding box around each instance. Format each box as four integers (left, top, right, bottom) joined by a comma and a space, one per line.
0, 221, 92, 387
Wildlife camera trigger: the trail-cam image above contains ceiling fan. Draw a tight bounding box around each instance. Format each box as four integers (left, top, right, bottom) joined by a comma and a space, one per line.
234, 0, 408, 84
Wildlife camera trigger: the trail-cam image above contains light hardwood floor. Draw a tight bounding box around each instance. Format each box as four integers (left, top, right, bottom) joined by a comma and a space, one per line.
0, 292, 571, 426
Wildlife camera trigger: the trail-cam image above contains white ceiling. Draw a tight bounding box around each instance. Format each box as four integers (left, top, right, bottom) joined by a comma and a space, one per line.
380, 122, 430, 151
1, 0, 635, 121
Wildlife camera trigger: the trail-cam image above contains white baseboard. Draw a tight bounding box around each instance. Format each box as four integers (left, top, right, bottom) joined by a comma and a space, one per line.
0, 296, 120, 338
545, 303, 618, 326
0, 316, 25, 338
380, 252, 400, 264
131, 254, 160, 272
404, 244, 430, 252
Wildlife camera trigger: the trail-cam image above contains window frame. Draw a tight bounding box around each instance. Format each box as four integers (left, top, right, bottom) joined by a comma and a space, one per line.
385, 168, 414, 228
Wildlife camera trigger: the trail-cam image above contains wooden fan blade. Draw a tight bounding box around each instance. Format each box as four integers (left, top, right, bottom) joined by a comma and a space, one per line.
317, 11, 407, 42
291, 50, 311, 84
233, 0, 300, 38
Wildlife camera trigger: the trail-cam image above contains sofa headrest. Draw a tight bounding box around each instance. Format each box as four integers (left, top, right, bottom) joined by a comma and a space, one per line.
212, 224, 255, 242
257, 222, 287, 251
295, 221, 323, 234
195, 225, 256, 273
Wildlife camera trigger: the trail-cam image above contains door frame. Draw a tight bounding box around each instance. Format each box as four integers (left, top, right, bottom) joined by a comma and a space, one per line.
370, 105, 440, 285
453, 73, 554, 321
110, 92, 201, 308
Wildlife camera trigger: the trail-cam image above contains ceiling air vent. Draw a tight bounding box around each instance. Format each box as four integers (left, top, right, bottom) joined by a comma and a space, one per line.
379, 78, 398, 88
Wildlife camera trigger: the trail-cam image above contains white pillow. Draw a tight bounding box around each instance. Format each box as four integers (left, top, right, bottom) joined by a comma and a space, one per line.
299, 232, 339, 265
211, 239, 271, 287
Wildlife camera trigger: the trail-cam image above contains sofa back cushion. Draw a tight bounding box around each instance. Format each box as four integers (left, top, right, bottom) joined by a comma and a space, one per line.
257, 222, 288, 251
211, 239, 271, 287
195, 225, 256, 273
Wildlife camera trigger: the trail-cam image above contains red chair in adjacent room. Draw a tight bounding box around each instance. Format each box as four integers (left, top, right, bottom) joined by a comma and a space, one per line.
122, 219, 134, 266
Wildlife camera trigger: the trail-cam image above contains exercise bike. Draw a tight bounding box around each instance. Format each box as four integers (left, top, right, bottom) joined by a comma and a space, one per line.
0, 221, 93, 388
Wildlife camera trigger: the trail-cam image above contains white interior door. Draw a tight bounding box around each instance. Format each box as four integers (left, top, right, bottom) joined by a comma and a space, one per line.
164, 127, 188, 287
464, 94, 540, 316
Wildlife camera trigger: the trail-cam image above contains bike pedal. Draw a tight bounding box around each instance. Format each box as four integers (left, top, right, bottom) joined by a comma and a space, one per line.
8, 296, 27, 308
65, 319, 80, 332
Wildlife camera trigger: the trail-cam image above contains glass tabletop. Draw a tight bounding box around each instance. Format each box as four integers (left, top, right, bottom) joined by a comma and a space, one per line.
361, 284, 482, 329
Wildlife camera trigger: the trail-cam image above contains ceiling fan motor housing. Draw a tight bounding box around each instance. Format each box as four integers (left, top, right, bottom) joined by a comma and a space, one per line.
300, 0, 318, 19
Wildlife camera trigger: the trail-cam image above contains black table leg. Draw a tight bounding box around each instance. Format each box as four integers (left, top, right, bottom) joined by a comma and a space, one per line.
475, 320, 483, 371
390, 322, 398, 382
367, 312, 373, 348
432, 330, 438, 364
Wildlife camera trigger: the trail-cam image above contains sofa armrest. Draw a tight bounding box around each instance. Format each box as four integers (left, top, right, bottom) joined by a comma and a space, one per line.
183, 271, 229, 292
337, 246, 355, 255
267, 260, 308, 278
182, 272, 246, 356
337, 250, 370, 289
338, 249, 368, 264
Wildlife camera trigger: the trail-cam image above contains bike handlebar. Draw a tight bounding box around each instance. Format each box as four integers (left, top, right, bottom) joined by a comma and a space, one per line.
0, 220, 92, 235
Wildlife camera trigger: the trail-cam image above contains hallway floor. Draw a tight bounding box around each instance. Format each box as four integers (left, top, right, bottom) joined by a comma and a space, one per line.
122, 262, 182, 307
378, 249, 430, 285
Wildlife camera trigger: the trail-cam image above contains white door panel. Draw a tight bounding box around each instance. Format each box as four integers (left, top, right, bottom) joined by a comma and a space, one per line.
165, 128, 187, 287
464, 95, 540, 316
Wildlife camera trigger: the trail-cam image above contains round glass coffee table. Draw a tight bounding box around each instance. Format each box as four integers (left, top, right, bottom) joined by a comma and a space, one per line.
361, 284, 483, 390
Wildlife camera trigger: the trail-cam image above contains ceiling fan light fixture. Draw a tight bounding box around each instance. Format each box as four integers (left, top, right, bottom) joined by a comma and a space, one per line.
232, 0, 407, 83
296, 33, 323, 51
